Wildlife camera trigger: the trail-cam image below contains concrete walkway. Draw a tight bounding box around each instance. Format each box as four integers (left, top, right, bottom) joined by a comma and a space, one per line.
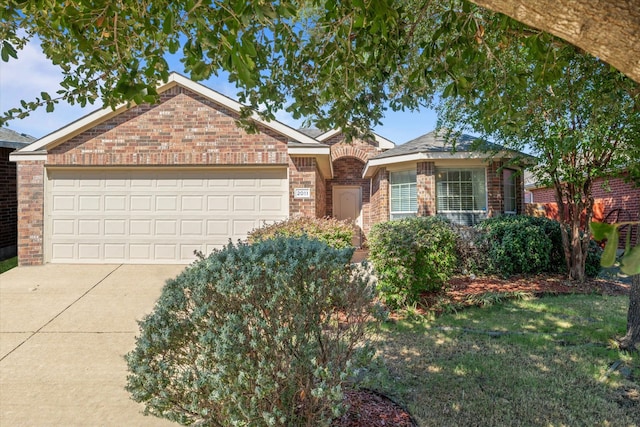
0, 264, 186, 426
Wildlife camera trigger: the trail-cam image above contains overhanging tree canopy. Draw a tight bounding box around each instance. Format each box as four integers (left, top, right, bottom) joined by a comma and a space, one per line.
1, 0, 639, 134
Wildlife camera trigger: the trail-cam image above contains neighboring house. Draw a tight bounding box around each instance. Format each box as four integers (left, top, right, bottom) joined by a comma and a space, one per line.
0, 128, 35, 260
11, 73, 525, 266
528, 175, 640, 246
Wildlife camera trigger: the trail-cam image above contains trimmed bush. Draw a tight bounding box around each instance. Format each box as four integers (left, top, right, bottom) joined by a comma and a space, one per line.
248, 216, 354, 249
475, 215, 601, 278
126, 237, 374, 427
476, 215, 559, 276
368, 216, 458, 308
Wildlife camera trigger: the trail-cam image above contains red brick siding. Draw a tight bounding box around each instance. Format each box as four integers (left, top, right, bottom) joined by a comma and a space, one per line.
16, 161, 45, 266
315, 166, 327, 218
370, 168, 389, 225
417, 161, 436, 216
531, 176, 640, 245
515, 172, 524, 214
486, 161, 504, 216
0, 147, 18, 258
48, 87, 289, 166
289, 157, 318, 217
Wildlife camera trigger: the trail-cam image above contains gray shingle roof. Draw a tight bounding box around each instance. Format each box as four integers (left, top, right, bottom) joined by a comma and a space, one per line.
297, 128, 324, 138
0, 127, 36, 149
371, 130, 503, 160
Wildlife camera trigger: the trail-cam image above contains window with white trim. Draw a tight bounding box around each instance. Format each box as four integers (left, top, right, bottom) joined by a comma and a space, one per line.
389, 170, 417, 219
503, 169, 517, 213
436, 169, 486, 225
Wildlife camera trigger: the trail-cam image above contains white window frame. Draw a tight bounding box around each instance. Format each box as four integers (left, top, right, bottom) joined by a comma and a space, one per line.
389, 169, 417, 220
435, 168, 487, 214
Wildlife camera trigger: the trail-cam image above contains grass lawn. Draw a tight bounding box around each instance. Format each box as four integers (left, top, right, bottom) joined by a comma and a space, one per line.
0, 257, 17, 274
362, 294, 639, 426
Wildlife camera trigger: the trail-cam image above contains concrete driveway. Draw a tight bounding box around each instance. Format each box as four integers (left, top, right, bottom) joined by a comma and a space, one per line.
0, 264, 186, 426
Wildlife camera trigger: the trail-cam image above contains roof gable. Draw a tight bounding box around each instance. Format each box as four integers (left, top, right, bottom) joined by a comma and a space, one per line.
12, 73, 321, 157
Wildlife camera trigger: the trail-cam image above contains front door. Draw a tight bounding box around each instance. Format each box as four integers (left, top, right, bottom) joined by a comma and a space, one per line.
333, 186, 362, 247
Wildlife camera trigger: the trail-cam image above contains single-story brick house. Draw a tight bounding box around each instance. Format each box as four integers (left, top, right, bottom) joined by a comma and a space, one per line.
11, 73, 525, 265
0, 128, 35, 260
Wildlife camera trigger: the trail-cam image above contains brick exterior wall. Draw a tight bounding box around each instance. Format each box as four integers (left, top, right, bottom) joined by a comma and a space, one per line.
417, 161, 436, 216
370, 168, 389, 225
0, 147, 19, 259
289, 157, 319, 217
16, 161, 45, 266
486, 160, 504, 216
315, 167, 327, 218
48, 87, 290, 166
531, 175, 640, 246
515, 171, 524, 214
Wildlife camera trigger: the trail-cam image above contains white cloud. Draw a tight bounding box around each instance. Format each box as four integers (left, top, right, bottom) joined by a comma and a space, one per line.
0, 38, 92, 138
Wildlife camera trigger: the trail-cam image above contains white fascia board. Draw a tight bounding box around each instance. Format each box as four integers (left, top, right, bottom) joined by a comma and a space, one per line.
373, 134, 395, 149
168, 74, 320, 146
15, 105, 128, 153
316, 129, 341, 141
287, 146, 331, 156
9, 151, 47, 162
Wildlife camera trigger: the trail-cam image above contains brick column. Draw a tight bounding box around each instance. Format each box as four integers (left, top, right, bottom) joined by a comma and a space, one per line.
486, 160, 504, 217
289, 157, 317, 217
417, 161, 436, 216
515, 171, 524, 214
17, 161, 45, 265
370, 168, 389, 225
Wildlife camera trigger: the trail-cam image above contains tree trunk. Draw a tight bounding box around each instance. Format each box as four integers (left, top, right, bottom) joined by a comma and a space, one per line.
554, 181, 592, 283
469, 0, 640, 84
619, 274, 640, 351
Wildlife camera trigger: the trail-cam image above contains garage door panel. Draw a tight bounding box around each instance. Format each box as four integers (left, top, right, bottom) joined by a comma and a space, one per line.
234, 196, 256, 211
130, 220, 152, 236
47, 168, 288, 263
78, 244, 100, 260
208, 196, 229, 210
52, 243, 75, 260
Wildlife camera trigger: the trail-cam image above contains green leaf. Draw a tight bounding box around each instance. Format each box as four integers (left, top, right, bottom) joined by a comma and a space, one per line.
600, 231, 619, 268
590, 221, 616, 241
162, 11, 174, 35
620, 244, 640, 276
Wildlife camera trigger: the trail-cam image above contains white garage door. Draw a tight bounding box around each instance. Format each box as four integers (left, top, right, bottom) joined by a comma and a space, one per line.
46, 168, 289, 263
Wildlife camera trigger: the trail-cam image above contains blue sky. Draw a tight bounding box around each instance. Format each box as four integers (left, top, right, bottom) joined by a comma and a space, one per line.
0, 38, 440, 144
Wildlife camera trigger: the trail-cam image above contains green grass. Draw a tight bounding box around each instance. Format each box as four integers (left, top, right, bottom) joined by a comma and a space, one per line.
0, 257, 17, 274
362, 294, 639, 426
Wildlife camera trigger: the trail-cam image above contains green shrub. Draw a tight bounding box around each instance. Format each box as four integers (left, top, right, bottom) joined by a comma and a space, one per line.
126, 237, 374, 427
368, 216, 458, 308
476, 215, 559, 276
248, 216, 354, 249
585, 239, 603, 278
475, 215, 601, 278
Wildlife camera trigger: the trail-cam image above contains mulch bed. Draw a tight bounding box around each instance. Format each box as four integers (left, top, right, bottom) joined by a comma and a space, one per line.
333, 389, 416, 427
447, 274, 631, 301
335, 273, 631, 426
